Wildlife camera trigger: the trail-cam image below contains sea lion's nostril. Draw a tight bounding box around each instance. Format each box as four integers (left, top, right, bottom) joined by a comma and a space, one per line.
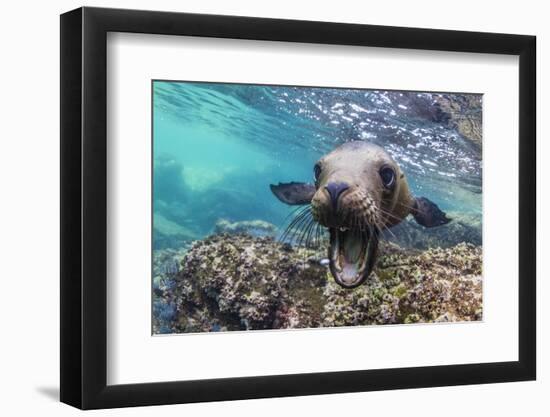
324, 182, 350, 211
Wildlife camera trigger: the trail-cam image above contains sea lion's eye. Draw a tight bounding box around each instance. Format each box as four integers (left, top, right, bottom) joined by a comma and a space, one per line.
379, 165, 396, 189
314, 163, 322, 182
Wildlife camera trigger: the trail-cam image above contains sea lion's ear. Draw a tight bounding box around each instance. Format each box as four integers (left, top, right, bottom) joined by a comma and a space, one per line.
411, 197, 452, 227
270, 182, 316, 205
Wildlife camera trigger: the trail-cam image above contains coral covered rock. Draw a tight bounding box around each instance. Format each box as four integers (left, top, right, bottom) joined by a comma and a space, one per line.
152, 245, 191, 333
155, 234, 482, 334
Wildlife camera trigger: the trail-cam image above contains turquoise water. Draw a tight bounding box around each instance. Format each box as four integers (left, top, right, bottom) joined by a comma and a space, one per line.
152, 81, 482, 250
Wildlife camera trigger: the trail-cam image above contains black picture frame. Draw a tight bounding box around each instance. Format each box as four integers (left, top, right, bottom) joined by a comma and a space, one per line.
60, 6, 536, 410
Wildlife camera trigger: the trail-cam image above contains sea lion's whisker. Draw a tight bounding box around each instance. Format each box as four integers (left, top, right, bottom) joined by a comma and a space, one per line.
295, 219, 309, 246
297, 218, 315, 247
377, 207, 404, 223
280, 217, 299, 243
379, 222, 397, 240
312, 223, 326, 248
317, 224, 326, 247
303, 219, 315, 248
396, 201, 417, 211
289, 205, 311, 220
288, 210, 314, 245
280, 207, 312, 241
378, 206, 401, 219
372, 211, 397, 240
306, 223, 314, 248
283, 208, 309, 229
314, 224, 322, 248
280, 216, 306, 244
314, 225, 319, 248
282, 219, 307, 245
303, 219, 317, 248
284, 204, 310, 222
289, 208, 312, 228
305, 219, 318, 247
281, 209, 310, 234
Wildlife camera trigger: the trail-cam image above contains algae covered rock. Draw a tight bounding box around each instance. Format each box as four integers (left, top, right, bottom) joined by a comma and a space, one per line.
322, 242, 482, 326
172, 234, 328, 332
156, 234, 482, 334
152, 245, 191, 334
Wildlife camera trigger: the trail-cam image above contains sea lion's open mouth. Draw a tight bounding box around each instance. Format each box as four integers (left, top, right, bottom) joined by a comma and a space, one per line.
328, 227, 379, 288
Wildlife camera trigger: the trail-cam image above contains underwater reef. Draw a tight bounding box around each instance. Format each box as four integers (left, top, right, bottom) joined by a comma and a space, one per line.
153, 233, 482, 334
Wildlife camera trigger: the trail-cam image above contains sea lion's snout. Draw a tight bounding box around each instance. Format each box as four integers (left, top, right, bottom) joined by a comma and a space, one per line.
312, 180, 358, 228
324, 181, 350, 212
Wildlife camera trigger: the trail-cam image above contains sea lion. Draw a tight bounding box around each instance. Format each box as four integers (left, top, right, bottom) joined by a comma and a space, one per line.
270, 141, 450, 289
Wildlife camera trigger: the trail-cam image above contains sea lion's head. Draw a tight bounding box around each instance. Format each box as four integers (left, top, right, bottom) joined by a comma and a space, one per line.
271, 141, 448, 289
310, 141, 410, 288
272, 141, 412, 288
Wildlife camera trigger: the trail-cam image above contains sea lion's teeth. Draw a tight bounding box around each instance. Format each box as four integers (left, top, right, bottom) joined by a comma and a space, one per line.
319, 258, 330, 266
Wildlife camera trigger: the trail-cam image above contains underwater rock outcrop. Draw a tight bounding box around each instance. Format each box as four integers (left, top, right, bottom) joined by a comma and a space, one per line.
153, 213, 199, 250
434, 95, 482, 146
365, 92, 482, 146
385, 211, 482, 250
152, 245, 191, 333
153, 234, 482, 333
214, 219, 278, 237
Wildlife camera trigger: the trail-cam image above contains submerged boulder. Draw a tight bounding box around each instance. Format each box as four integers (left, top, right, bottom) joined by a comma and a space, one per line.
153, 213, 199, 250
213, 218, 278, 238
385, 211, 482, 250
159, 234, 482, 333
434, 95, 483, 146
152, 245, 191, 333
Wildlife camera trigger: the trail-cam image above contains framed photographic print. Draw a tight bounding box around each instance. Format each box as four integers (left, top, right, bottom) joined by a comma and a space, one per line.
60, 6, 536, 409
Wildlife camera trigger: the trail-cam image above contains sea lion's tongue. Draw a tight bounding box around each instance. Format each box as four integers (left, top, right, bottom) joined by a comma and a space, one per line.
340, 231, 364, 282
328, 229, 366, 286
342, 230, 363, 263
329, 227, 379, 288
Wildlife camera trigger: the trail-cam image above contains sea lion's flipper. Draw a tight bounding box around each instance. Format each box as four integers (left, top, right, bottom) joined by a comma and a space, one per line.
411, 197, 451, 227
270, 182, 316, 205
